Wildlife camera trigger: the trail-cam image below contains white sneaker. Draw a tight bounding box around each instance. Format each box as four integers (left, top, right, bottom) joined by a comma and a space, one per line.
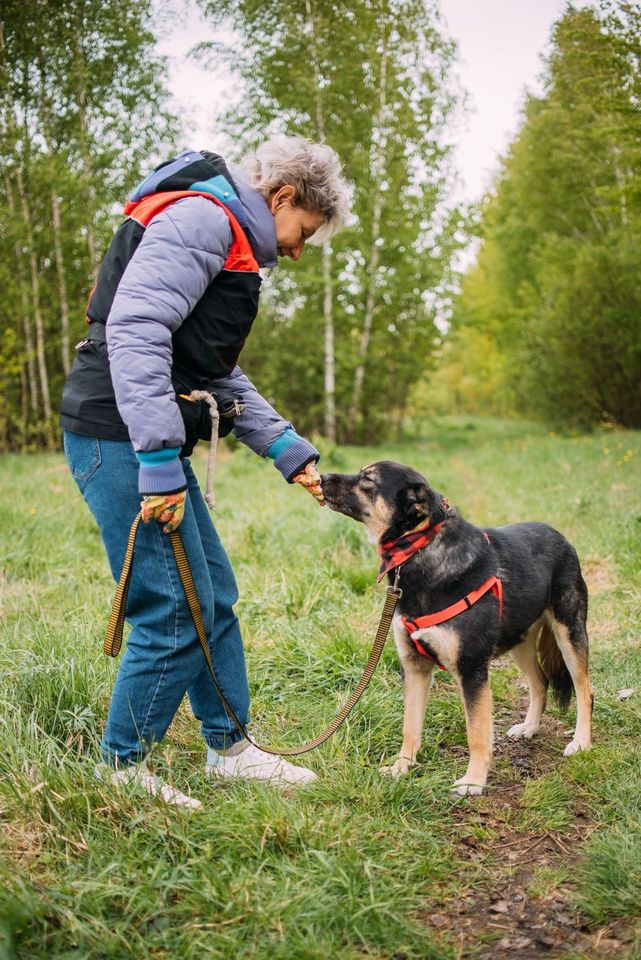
205, 741, 318, 785
95, 760, 202, 809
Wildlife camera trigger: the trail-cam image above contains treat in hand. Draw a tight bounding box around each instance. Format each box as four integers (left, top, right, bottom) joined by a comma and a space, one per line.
293, 461, 325, 505
140, 492, 187, 533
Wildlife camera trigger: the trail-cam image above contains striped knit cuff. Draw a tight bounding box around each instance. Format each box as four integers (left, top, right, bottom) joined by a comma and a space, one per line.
138, 458, 187, 495
136, 447, 182, 466
273, 437, 320, 483
266, 428, 302, 461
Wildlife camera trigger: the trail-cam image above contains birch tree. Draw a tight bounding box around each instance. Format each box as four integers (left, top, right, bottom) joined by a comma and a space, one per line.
197, 0, 463, 442
0, 0, 178, 449
451, 2, 641, 428
304, 0, 336, 441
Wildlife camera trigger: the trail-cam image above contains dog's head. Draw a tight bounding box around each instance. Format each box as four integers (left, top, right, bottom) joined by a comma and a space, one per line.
321, 461, 448, 544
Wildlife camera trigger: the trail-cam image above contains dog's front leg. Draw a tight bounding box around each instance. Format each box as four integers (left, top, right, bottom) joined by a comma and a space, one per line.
453, 669, 493, 796
381, 619, 434, 778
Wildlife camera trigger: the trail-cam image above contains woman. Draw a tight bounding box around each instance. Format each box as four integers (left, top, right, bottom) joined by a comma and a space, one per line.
60, 136, 350, 808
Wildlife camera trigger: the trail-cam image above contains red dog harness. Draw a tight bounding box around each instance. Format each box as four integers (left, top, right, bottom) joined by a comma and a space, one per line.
378, 517, 503, 668
402, 576, 503, 664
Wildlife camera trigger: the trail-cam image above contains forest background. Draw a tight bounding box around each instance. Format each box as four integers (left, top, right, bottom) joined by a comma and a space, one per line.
0, 0, 639, 451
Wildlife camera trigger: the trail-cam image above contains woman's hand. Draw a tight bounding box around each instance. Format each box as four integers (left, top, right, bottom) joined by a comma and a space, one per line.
292, 462, 325, 505
140, 492, 187, 533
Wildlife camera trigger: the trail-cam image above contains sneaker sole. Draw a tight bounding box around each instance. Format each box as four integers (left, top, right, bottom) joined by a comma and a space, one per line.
204, 764, 317, 786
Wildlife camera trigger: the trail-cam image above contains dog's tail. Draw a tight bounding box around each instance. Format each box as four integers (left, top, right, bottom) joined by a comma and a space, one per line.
537, 622, 573, 712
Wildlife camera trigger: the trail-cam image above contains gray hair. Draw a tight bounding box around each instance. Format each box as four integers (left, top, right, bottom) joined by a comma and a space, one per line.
241, 135, 351, 243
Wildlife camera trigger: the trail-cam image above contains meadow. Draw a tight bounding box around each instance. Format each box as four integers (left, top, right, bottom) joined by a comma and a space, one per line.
1, 417, 640, 959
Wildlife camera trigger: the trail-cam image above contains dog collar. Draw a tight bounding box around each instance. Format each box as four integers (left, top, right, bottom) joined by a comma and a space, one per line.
377, 514, 446, 582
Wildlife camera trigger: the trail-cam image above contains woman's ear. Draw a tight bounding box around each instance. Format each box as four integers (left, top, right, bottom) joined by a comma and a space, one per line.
270, 184, 297, 212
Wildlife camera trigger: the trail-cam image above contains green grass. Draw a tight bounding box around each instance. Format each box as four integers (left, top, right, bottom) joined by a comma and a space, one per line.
1, 416, 640, 958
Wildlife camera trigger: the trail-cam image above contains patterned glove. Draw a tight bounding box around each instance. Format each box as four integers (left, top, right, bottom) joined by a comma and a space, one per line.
293, 461, 325, 505
140, 492, 187, 533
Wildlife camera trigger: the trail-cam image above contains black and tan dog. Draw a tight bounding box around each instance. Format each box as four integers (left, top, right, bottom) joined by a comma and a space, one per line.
321, 461, 593, 795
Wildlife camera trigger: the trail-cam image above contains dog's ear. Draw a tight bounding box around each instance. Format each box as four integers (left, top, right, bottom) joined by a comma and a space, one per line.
401, 482, 448, 526
401, 482, 430, 521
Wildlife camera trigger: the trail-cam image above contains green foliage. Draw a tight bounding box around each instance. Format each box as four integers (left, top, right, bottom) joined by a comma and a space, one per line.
445, 2, 641, 428
0, 0, 178, 450
1, 421, 641, 954
520, 774, 575, 832
196, 0, 465, 442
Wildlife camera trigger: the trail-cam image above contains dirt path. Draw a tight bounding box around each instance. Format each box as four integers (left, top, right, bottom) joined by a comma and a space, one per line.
418, 698, 639, 959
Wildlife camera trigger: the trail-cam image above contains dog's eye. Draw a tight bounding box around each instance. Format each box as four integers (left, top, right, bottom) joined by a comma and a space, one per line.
359, 476, 375, 488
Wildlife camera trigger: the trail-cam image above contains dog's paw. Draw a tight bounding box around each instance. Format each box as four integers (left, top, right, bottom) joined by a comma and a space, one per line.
563, 739, 591, 757
507, 722, 539, 740
380, 756, 416, 778
451, 781, 485, 797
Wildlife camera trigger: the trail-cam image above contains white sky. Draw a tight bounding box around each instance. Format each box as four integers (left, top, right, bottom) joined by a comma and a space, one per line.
156, 0, 590, 206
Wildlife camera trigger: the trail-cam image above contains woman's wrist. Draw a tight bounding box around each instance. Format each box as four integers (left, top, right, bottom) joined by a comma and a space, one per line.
267, 430, 320, 482
136, 447, 186, 494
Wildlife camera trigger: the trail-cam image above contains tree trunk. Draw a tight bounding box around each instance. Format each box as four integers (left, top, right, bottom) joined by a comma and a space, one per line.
0, 21, 40, 433
2, 164, 40, 420
75, 20, 99, 283
322, 242, 336, 441
38, 57, 72, 376
51, 188, 72, 375
612, 145, 628, 231
347, 41, 388, 438
304, 0, 336, 442
15, 160, 54, 442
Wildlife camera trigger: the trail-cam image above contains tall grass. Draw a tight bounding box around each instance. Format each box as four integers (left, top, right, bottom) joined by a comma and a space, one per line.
1, 417, 640, 957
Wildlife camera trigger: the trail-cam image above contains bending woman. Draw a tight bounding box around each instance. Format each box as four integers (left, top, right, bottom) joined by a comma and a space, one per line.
60, 136, 350, 807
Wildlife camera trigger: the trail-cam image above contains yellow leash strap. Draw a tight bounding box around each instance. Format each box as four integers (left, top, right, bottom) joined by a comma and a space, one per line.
104, 513, 402, 756
104, 513, 142, 658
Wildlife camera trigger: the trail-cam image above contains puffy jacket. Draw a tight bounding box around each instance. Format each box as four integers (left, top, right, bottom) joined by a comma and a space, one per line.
60, 151, 318, 481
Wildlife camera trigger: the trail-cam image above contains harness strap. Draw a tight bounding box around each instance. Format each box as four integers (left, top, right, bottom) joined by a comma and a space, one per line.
104, 515, 402, 756
402, 575, 503, 663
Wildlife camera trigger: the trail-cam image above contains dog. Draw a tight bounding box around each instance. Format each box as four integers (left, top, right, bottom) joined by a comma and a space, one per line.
321, 461, 593, 795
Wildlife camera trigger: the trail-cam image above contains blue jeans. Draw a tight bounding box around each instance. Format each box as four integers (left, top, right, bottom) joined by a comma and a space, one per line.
63, 430, 250, 765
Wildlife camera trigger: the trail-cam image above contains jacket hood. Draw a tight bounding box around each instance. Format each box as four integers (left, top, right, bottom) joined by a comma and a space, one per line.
129, 149, 278, 269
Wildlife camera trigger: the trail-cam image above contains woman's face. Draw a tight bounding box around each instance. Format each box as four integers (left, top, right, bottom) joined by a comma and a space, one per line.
270, 185, 326, 260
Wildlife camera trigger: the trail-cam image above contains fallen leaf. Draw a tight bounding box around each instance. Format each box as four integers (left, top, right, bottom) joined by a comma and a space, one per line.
497, 937, 532, 950
536, 934, 558, 947
489, 900, 510, 914
461, 835, 479, 848
556, 912, 575, 926
617, 688, 636, 700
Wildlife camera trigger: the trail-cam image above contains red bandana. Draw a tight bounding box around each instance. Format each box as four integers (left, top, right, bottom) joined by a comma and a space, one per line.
377, 516, 446, 582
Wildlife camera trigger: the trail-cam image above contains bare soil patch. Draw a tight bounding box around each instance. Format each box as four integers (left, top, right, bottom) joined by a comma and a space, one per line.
417, 701, 639, 958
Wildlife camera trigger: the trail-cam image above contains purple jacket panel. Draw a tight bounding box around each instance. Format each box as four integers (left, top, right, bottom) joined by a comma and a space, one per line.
106, 192, 291, 457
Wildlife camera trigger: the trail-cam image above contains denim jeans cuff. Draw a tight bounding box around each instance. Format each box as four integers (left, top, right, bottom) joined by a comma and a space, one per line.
205, 729, 247, 750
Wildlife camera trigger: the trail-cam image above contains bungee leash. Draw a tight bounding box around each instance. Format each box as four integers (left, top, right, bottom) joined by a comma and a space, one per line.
104, 512, 403, 756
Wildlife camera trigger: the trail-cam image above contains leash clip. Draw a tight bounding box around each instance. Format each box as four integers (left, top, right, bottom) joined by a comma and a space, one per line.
387, 566, 403, 599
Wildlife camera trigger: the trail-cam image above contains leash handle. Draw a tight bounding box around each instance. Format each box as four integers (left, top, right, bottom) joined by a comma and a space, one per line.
105, 514, 402, 756
104, 513, 141, 658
